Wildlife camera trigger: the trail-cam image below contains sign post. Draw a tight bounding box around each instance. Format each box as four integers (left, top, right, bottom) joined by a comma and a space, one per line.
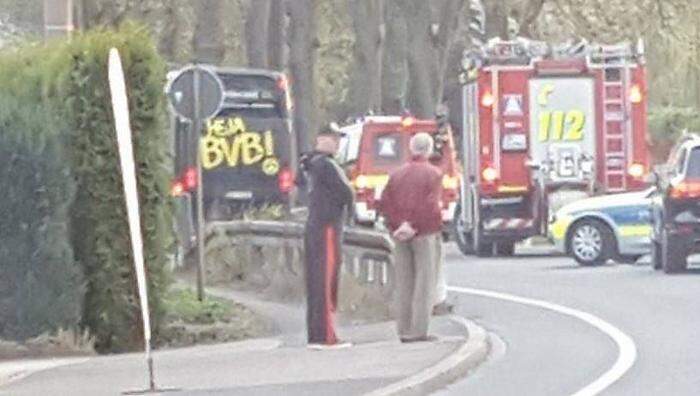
166, 65, 224, 301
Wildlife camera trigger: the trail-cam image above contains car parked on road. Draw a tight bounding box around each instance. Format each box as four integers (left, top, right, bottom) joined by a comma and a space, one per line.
549, 188, 653, 266
649, 133, 700, 273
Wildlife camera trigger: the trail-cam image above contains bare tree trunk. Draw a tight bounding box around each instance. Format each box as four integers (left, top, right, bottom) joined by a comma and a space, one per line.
74, 0, 84, 30
44, 0, 74, 39
288, 0, 319, 152
345, 0, 384, 118
381, 0, 462, 117
403, 0, 440, 118
381, 0, 409, 114
245, 0, 272, 68
443, 2, 480, 135
193, 0, 226, 64
268, 0, 288, 70
159, 0, 181, 61
432, 0, 465, 104
518, 0, 545, 37
76, 0, 100, 29
484, 0, 508, 39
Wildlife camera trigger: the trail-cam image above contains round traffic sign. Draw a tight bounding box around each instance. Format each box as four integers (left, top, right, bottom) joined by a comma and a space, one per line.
166, 65, 224, 121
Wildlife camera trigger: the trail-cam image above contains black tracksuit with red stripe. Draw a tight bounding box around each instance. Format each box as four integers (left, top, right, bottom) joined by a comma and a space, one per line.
298, 151, 354, 344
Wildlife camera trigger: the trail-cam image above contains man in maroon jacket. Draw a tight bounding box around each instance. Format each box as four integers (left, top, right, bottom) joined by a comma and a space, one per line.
379, 132, 443, 342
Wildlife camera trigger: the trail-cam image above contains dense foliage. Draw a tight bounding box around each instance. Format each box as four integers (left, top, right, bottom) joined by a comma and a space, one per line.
0, 25, 174, 352
0, 99, 83, 341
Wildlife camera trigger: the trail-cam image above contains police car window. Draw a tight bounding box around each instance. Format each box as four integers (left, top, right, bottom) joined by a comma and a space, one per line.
686, 147, 700, 177
346, 132, 361, 163
337, 136, 350, 163
374, 134, 402, 162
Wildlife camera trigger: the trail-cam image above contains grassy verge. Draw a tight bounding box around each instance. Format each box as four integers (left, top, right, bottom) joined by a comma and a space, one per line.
158, 289, 270, 349
1, 288, 269, 359
0, 329, 95, 361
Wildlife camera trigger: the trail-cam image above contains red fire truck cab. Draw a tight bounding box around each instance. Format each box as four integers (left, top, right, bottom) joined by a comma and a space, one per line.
454, 39, 650, 256
338, 116, 460, 229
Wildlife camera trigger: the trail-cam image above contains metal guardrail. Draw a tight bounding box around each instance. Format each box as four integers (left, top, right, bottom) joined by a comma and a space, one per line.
206, 220, 395, 286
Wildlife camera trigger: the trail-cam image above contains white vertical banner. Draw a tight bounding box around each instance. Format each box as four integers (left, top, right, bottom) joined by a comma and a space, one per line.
108, 48, 152, 354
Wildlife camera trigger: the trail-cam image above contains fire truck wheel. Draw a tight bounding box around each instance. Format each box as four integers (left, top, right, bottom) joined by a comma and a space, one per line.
474, 238, 493, 258
568, 219, 615, 266
452, 203, 475, 255
496, 242, 515, 256
454, 231, 475, 256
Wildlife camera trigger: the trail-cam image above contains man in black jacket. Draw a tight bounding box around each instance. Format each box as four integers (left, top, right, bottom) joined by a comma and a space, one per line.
298, 125, 354, 349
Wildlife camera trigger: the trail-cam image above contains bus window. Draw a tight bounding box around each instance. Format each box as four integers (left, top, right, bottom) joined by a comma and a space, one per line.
219, 74, 290, 119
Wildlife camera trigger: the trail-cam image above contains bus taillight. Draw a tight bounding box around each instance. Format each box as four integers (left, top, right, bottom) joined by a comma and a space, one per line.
183, 167, 198, 191
278, 167, 294, 194
277, 75, 289, 91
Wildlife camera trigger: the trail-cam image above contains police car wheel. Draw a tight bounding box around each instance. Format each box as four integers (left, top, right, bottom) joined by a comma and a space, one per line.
568, 219, 615, 266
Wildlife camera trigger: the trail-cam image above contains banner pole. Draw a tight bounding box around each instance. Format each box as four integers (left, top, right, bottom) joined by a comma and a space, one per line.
109, 47, 172, 395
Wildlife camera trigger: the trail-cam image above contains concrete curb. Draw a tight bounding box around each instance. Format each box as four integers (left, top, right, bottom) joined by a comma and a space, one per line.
366, 316, 490, 396
0, 357, 90, 388
0, 338, 282, 391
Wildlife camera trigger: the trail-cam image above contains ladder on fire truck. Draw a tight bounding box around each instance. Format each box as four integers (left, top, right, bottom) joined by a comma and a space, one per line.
590, 43, 635, 192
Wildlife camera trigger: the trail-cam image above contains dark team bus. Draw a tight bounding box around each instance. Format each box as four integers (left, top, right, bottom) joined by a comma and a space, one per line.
170, 67, 297, 251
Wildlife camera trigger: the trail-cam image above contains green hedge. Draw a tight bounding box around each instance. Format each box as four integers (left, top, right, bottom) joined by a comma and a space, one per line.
62, 26, 174, 353
0, 25, 174, 352
0, 99, 84, 341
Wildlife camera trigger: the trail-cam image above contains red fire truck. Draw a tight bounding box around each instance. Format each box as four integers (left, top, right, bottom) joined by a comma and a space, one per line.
454, 39, 650, 256
337, 116, 460, 230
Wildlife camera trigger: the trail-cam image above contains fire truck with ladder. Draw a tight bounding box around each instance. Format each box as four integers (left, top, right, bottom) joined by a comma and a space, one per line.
453, 38, 650, 256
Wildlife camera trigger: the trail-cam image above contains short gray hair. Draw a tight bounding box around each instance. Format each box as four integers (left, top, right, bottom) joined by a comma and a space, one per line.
409, 133, 434, 157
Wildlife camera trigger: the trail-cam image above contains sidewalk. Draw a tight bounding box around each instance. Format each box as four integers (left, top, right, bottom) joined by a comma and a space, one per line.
0, 286, 489, 396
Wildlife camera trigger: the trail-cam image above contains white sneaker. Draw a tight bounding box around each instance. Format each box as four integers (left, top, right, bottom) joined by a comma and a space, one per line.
307, 341, 352, 350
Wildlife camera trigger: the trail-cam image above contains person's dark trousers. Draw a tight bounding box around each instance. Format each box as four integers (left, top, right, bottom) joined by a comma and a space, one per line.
304, 219, 342, 344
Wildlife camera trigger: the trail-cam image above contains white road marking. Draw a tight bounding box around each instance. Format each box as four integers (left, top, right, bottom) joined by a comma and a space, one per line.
448, 286, 637, 396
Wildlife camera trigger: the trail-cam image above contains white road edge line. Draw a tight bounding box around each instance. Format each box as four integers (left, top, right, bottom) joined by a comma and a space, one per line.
448, 286, 637, 396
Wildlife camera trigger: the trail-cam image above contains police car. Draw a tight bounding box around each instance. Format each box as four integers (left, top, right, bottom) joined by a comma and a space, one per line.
549, 188, 654, 265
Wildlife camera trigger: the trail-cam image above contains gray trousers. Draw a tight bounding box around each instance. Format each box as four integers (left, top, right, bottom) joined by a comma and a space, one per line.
394, 234, 438, 339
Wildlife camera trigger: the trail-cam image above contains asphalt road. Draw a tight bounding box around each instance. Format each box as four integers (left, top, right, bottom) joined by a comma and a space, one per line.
435, 244, 700, 395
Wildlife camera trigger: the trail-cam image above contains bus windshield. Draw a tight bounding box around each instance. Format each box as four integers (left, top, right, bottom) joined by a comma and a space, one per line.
217, 73, 289, 119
